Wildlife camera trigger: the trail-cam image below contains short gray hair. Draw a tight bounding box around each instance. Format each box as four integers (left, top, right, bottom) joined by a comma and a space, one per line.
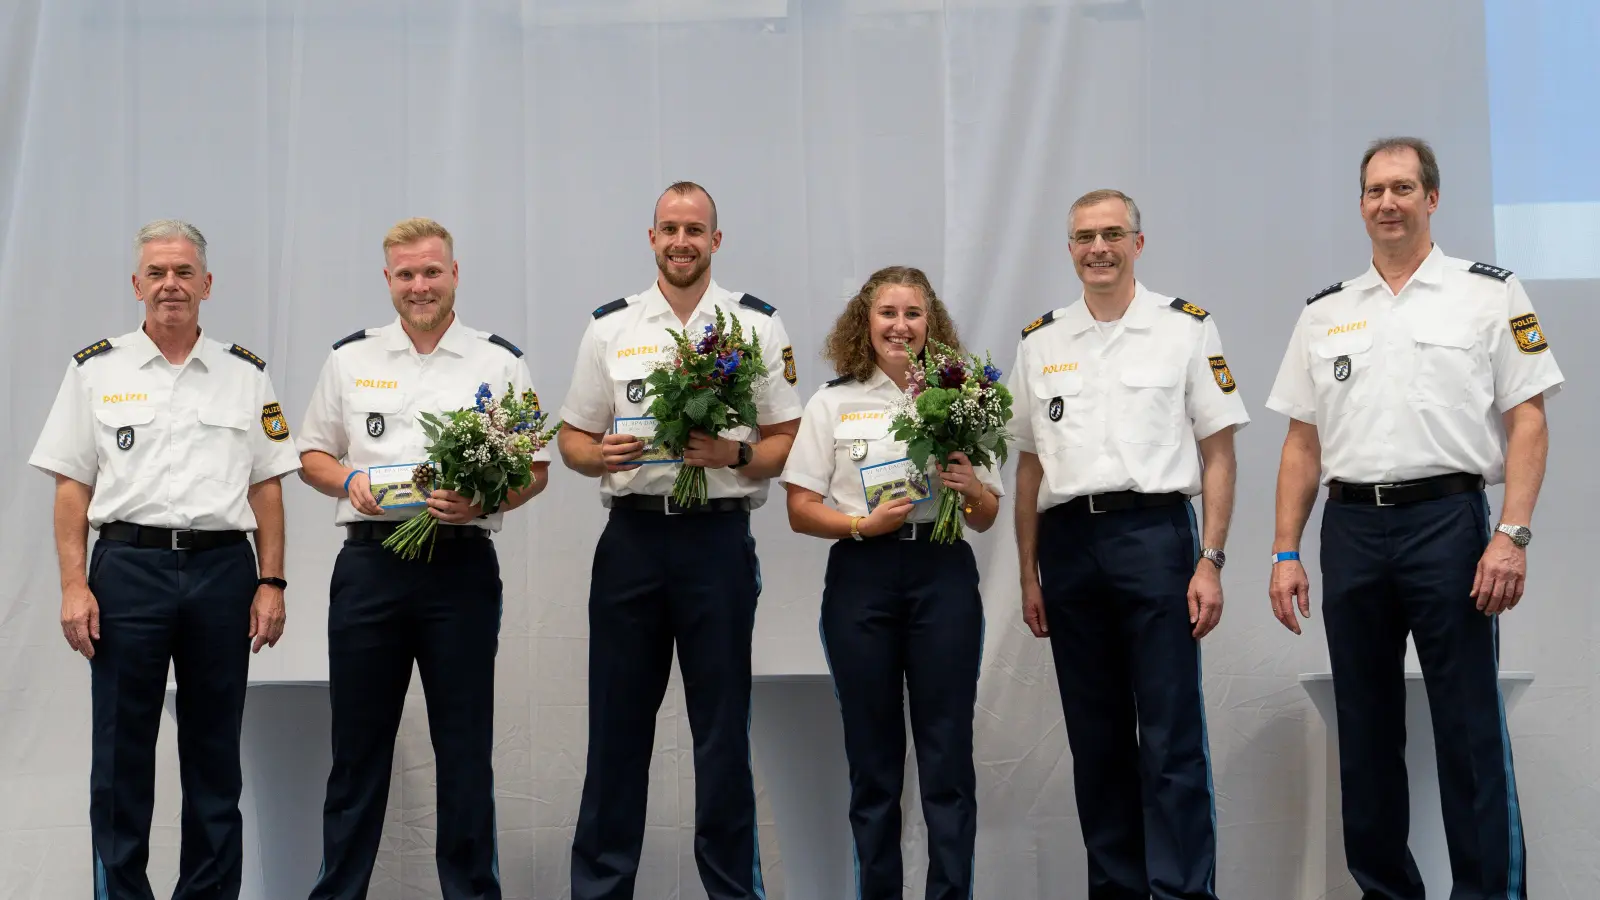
1069, 188, 1142, 233
134, 219, 208, 269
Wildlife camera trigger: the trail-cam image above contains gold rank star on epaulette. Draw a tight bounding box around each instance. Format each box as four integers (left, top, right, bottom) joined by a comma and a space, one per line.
228, 344, 266, 370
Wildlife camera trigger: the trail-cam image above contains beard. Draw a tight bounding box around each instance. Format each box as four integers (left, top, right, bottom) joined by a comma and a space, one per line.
394, 288, 456, 332
656, 249, 710, 289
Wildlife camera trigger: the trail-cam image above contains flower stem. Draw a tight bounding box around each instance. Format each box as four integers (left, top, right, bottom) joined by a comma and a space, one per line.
933, 487, 965, 544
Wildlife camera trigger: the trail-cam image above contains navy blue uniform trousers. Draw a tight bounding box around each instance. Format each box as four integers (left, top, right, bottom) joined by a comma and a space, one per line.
1037, 500, 1218, 900
1321, 490, 1526, 900
571, 508, 765, 900
819, 532, 983, 900
86, 537, 257, 900
309, 535, 503, 900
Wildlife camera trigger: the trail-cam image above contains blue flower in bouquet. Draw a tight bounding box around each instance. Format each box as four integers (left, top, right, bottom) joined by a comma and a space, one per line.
473, 382, 493, 413
696, 324, 718, 355
714, 349, 742, 380
982, 363, 1003, 384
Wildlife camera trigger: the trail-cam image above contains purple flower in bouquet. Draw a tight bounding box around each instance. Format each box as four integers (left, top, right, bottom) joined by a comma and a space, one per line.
937, 361, 967, 389
695, 324, 718, 355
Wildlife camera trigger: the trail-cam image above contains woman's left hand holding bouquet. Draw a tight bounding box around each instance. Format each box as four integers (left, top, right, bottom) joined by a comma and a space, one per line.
425, 489, 482, 524
934, 451, 982, 502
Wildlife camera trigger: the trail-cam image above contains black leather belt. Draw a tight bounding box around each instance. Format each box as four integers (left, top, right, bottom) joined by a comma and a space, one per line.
1326, 472, 1484, 507
100, 521, 248, 551
609, 495, 752, 515
1057, 490, 1189, 515
872, 521, 938, 542
346, 521, 488, 541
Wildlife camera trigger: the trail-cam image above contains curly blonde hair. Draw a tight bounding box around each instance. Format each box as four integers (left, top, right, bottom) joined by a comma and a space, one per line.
822, 266, 963, 382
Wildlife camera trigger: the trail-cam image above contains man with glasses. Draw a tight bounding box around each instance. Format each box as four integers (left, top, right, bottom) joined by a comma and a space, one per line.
1007, 189, 1247, 900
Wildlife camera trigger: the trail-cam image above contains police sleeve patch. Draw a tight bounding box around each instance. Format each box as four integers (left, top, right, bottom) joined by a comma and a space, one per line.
1470, 262, 1513, 282
1021, 310, 1057, 338
739, 294, 777, 316
1306, 282, 1345, 305
332, 329, 369, 350
487, 334, 524, 357
1209, 355, 1237, 394
1509, 313, 1548, 354
825, 374, 855, 388
261, 402, 291, 442
1170, 298, 1209, 320
229, 344, 267, 370
73, 339, 113, 365
592, 298, 628, 319
782, 346, 797, 385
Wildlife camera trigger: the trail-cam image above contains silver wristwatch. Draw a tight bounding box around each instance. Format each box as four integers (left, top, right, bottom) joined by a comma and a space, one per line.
1496, 524, 1531, 547
1200, 548, 1226, 569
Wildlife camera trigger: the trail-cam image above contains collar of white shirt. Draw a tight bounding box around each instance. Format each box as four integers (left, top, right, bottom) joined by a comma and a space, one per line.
121, 325, 224, 370
637, 279, 729, 325
1057, 281, 1161, 336
1344, 243, 1447, 294
375, 314, 480, 356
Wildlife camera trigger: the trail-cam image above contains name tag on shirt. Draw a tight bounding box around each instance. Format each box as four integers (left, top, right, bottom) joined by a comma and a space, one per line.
860, 457, 933, 512
614, 416, 681, 464
369, 462, 435, 509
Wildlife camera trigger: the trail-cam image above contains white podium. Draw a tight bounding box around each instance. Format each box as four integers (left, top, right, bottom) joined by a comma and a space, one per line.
1299, 670, 1534, 899
162, 681, 331, 900
750, 674, 855, 900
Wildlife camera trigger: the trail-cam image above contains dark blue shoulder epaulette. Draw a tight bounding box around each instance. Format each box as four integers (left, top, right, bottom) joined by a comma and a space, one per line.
228, 344, 267, 370
1169, 298, 1209, 320
1306, 283, 1344, 305
592, 298, 628, 319
825, 374, 855, 388
332, 329, 369, 350
1021, 310, 1056, 339
739, 294, 776, 316
1469, 262, 1513, 282
73, 339, 113, 366
487, 334, 523, 357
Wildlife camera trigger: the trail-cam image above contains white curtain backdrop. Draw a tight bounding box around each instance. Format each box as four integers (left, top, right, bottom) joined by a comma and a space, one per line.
2, 1, 1596, 897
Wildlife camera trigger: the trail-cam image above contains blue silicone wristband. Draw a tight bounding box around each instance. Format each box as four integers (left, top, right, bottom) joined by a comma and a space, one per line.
343, 469, 359, 492
1271, 550, 1300, 564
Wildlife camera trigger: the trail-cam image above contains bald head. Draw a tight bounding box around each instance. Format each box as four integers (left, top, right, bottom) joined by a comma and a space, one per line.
655, 181, 717, 232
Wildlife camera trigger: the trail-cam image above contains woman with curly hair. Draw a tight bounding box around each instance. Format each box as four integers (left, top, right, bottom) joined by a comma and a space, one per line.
778, 265, 1003, 900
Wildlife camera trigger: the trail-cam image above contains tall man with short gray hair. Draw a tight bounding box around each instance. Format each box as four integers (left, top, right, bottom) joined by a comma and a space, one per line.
1010, 189, 1246, 900
31, 220, 297, 899
1267, 137, 1561, 900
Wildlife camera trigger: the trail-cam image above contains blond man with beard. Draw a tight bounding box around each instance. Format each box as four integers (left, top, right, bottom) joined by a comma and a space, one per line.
297, 218, 551, 900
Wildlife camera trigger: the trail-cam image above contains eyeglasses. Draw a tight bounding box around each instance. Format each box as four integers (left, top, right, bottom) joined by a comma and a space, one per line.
1069, 228, 1138, 246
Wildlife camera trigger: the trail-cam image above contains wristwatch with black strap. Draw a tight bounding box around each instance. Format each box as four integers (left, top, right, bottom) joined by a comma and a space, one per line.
730, 440, 753, 469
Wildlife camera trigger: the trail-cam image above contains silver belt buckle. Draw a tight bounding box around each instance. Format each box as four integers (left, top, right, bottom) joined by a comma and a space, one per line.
662, 496, 681, 516
1373, 484, 1396, 507
900, 522, 918, 541
171, 529, 194, 550
1088, 494, 1106, 514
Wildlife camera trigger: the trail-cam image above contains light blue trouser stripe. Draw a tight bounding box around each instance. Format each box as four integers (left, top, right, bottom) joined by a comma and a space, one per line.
747, 523, 767, 898
969, 610, 986, 900
1184, 502, 1219, 895
817, 618, 863, 900
1481, 497, 1526, 899
491, 800, 502, 885
94, 847, 108, 900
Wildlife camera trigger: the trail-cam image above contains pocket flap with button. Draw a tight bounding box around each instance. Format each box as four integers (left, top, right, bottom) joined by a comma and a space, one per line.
1120, 365, 1180, 389
1034, 371, 1082, 399
1314, 331, 1374, 358
197, 407, 250, 430
1410, 322, 1475, 350
94, 406, 156, 428
347, 390, 405, 415
834, 414, 890, 441
611, 358, 659, 382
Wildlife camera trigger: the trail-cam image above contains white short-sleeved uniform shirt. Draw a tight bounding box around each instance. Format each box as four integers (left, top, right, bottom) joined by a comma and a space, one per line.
297, 316, 546, 530
1007, 284, 1251, 513
1265, 246, 1564, 485
780, 366, 1006, 521
559, 280, 805, 507
29, 327, 301, 530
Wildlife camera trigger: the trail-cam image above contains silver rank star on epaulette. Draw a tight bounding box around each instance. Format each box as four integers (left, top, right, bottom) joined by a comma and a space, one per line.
1469, 262, 1513, 282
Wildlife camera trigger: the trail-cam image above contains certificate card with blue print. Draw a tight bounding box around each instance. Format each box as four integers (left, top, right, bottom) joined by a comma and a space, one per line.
614, 416, 682, 464
860, 458, 933, 512
369, 462, 435, 510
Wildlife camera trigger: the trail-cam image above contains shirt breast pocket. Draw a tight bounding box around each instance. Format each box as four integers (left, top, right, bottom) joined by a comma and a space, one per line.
194, 407, 253, 483
1311, 331, 1374, 415
94, 405, 157, 480
1407, 323, 1483, 411
1117, 365, 1181, 446
1033, 372, 1085, 452
346, 390, 406, 453
834, 416, 893, 468
611, 359, 655, 413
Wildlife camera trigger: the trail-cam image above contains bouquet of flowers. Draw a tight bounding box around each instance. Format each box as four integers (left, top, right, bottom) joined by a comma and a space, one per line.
643, 307, 768, 507
382, 382, 561, 561
888, 341, 1014, 543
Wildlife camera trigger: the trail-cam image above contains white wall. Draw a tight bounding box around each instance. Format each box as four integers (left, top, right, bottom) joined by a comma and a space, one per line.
1, 1, 1594, 897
